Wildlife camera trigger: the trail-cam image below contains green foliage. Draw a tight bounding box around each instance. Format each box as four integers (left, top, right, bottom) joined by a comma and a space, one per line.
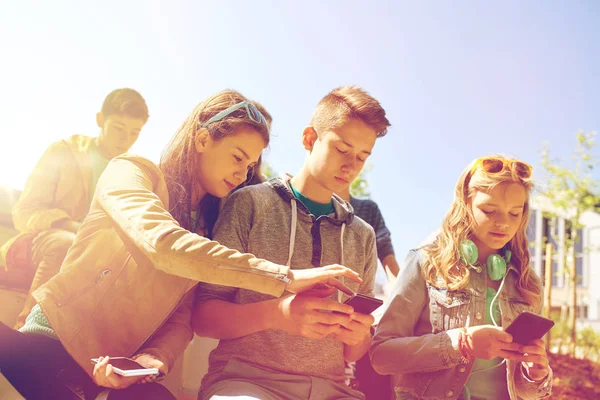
578, 326, 600, 360
350, 164, 372, 199
540, 131, 599, 356
540, 131, 600, 271
540, 131, 600, 226
261, 162, 277, 180
259, 160, 373, 200
549, 310, 569, 348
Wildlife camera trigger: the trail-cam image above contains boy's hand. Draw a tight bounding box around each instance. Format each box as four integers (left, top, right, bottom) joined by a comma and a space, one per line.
275, 290, 354, 340
518, 339, 550, 381
331, 311, 374, 346
286, 265, 362, 295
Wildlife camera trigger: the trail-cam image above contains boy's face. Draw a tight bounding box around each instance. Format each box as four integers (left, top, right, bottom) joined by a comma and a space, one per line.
304, 118, 377, 194
96, 112, 146, 158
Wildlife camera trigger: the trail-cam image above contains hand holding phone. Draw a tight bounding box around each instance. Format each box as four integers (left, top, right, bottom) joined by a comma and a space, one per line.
328, 294, 380, 348
342, 293, 383, 315
504, 311, 555, 345
91, 356, 159, 377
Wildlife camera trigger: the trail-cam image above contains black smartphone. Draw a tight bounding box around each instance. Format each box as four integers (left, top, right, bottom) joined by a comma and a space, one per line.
504, 311, 555, 345
343, 293, 384, 315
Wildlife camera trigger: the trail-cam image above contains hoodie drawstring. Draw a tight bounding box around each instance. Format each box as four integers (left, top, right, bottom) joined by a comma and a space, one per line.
338, 222, 346, 302
286, 199, 298, 266
287, 197, 349, 302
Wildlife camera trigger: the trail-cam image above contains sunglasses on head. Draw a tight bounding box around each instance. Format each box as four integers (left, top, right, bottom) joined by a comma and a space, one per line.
202, 101, 268, 129
470, 157, 532, 179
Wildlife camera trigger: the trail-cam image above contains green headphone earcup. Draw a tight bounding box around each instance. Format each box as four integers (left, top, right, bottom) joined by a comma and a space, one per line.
487, 254, 507, 281
460, 239, 478, 265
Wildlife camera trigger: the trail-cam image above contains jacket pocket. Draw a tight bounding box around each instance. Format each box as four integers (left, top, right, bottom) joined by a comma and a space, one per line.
396, 371, 436, 399
428, 286, 471, 332
56, 269, 112, 307
505, 298, 535, 325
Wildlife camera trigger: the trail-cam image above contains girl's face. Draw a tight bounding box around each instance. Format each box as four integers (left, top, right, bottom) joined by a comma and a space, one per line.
194, 127, 267, 200
469, 181, 527, 257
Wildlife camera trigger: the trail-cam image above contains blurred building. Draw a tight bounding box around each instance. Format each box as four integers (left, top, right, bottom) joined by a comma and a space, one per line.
528, 196, 600, 325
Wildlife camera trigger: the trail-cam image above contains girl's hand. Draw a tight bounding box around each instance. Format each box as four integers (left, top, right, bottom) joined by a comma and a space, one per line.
463, 325, 529, 361
92, 356, 141, 389
286, 265, 362, 295
131, 353, 167, 384
464, 326, 551, 368
518, 339, 550, 381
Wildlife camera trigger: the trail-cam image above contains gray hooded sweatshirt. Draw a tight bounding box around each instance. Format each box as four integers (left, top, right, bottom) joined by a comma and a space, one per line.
196, 175, 377, 388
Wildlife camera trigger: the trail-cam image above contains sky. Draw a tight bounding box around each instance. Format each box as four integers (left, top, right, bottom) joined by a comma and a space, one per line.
1, 1, 599, 284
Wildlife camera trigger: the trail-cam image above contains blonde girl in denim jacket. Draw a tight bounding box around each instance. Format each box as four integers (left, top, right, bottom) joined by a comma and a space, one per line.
371, 155, 552, 400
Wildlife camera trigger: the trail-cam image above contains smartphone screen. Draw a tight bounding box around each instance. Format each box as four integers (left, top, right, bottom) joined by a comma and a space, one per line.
108, 358, 146, 371
344, 294, 383, 315
504, 311, 555, 344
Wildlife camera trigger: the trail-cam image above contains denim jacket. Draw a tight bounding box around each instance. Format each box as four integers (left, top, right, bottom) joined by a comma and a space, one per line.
371, 249, 552, 400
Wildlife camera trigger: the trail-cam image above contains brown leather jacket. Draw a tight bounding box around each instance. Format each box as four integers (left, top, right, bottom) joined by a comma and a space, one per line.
33, 154, 289, 376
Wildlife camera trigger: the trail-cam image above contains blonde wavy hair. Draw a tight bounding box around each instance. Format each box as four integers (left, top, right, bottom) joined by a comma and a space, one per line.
422, 155, 541, 306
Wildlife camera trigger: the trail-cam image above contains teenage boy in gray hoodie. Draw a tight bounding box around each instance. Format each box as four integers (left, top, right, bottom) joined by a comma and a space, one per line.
193, 86, 391, 400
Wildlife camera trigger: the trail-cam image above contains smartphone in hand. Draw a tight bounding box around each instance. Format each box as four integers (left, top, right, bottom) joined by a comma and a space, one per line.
504, 311, 555, 345
342, 293, 383, 315
90, 357, 159, 377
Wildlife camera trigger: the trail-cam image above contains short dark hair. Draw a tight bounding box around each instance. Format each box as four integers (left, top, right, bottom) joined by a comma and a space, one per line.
311, 85, 390, 137
101, 88, 149, 122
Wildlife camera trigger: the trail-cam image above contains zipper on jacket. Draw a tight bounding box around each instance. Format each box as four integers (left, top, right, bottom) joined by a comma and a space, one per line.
217, 264, 291, 284
57, 269, 112, 307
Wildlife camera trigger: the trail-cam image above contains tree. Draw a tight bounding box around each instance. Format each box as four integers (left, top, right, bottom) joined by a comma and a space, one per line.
260, 161, 373, 200
540, 131, 599, 356
350, 164, 372, 199
261, 161, 277, 180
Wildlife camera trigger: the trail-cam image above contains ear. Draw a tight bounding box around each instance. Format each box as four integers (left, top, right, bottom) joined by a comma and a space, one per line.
96, 112, 104, 128
194, 128, 211, 154
301, 126, 318, 151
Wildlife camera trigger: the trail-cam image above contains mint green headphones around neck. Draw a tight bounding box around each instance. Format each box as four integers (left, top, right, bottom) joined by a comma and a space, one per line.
460, 239, 511, 281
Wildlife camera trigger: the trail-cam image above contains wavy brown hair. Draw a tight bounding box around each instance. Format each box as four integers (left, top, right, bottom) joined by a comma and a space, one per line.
422, 155, 541, 306
245, 100, 273, 186
159, 90, 270, 236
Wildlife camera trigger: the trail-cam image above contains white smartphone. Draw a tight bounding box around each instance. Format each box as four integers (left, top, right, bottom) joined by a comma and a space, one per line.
90, 357, 159, 377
